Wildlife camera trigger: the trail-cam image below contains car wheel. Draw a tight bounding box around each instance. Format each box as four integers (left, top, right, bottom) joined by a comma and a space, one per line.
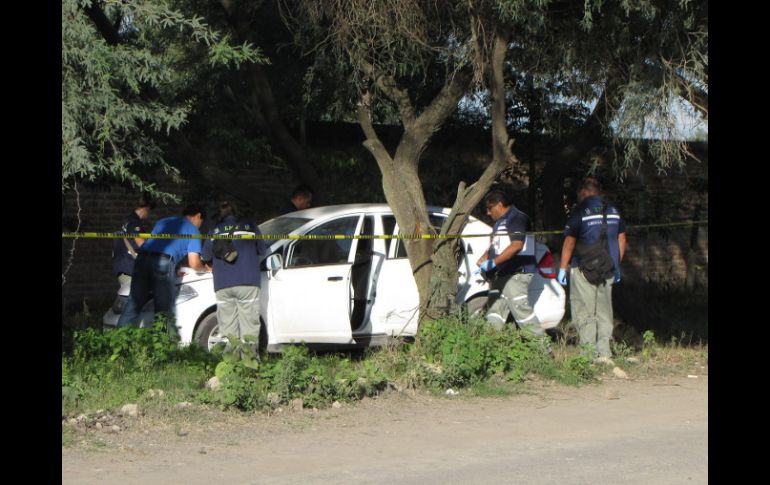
193, 311, 224, 352
464, 295, 488, 318
194, 312, 269, 354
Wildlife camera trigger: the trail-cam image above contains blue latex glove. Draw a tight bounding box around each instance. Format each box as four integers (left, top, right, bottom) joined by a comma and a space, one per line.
557, 268, 568, 286
613, 268, 622, 284
476, 259, 496, 274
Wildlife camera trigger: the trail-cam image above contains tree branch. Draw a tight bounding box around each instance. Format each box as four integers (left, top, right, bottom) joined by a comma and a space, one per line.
357, 91, 394, 163
360, 60, 417, 126
83, 1, 121, 46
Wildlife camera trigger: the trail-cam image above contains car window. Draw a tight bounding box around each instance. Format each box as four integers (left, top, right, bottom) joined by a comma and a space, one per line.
287, 216, 360, 268
388, 213, 447, 259
258, 216, 312, 245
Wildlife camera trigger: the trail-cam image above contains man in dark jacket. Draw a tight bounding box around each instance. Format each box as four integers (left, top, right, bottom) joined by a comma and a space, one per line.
558, 177, 626, 362
202, 201, 266, 356
112, 194, 155, 290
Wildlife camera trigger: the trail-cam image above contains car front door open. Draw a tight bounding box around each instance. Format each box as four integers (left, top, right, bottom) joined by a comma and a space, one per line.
267, 215, 361, 344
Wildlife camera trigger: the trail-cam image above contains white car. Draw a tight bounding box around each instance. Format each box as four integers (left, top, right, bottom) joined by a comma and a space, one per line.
103, 204, 565, 351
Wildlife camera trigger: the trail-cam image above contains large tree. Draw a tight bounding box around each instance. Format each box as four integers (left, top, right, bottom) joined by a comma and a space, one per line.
61, 0, 263, 200
288, 0, 707, 323
287, 1, 537, 319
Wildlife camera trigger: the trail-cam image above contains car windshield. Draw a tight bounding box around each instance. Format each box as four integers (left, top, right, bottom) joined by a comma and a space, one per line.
258, 216, 312, 245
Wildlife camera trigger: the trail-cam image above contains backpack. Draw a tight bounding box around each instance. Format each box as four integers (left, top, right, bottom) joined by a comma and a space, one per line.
574, 205, 615, 286
212, 231, 239, 263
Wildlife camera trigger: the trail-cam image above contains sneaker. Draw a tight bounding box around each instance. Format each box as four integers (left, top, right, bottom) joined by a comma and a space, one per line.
593, 356, 615, 366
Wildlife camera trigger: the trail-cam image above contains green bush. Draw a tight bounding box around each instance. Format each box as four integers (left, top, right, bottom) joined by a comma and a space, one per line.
415, 318, 558, 387
72, 318, 179, 367
63, 315, 600, 416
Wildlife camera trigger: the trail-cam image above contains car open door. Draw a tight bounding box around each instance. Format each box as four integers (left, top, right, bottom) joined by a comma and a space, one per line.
348, 215, 384, 333
368, 215, 420, 337
267, 215, 361, 344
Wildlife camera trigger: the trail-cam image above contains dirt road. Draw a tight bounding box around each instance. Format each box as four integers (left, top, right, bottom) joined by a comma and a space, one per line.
62, 374, 707, 484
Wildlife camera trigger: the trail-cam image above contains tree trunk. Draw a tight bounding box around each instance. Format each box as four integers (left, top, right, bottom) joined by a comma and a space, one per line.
354, 28, 517, 324
359, 127, 436, 318
424, 28, 517, 318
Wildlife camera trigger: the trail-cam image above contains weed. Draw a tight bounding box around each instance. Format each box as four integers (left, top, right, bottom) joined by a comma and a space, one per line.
61, 314, 622, 418
642, 330, 657, 358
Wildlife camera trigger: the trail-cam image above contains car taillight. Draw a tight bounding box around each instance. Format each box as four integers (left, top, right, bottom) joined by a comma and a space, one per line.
537, 251, 556, 278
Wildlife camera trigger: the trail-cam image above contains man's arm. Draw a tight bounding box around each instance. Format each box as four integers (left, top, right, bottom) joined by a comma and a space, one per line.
186, 252, 209, 272
131, 223, 147, 247
491, 240, 524, 266
560, 236, 577, 270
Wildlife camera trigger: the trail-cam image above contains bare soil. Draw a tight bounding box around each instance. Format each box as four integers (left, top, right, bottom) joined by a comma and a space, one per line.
62, 369, 708, 484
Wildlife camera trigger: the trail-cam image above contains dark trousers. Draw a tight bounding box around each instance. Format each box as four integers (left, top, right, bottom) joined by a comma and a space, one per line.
117, 252, 177, 328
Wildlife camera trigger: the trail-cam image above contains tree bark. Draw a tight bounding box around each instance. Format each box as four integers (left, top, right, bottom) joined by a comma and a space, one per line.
425, 28, 518, 317
357, 92, 438, 320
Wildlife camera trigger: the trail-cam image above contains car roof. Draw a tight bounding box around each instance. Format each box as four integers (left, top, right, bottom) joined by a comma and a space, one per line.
284, 203, 479, 221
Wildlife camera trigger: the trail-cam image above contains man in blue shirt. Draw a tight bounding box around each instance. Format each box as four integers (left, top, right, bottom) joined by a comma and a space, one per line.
201, 201, 266, 357
558, 177, 626, 362
476, 190, 542, 336
112, 194, 155, 292
118, 203, 209, 336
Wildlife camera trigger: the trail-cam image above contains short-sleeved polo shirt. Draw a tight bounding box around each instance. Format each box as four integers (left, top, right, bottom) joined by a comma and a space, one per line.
202, 215, 266, 291
564, 195, 626, 270
141, 216, 202, 264
489, 206, 536, 275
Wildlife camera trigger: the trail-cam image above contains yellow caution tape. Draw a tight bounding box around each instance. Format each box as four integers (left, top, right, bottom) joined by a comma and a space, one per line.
61, 220, 707, 240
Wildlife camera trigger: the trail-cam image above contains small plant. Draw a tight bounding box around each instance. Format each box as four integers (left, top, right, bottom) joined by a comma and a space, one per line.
71, 317, 178, 367
562, 353, 596, 383
642, 330, 657, 357
611, 340, 634, 362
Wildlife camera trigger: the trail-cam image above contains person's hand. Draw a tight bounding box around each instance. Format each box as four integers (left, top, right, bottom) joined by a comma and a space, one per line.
474, 259, 496, 275
479, 259, 496, 273
613, 268, 621, 284
557, 268, 568, 286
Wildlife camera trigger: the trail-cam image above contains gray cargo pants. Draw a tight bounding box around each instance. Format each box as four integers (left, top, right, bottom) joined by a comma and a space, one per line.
569, 268, 615, 357
215, 285, 261, 350
486, 272, 543, 337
